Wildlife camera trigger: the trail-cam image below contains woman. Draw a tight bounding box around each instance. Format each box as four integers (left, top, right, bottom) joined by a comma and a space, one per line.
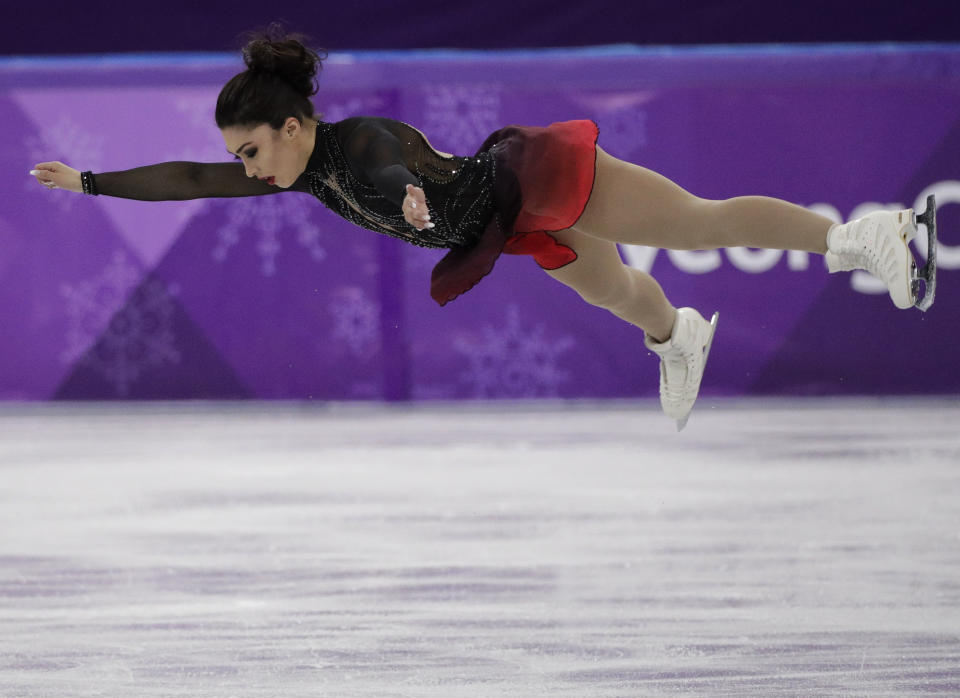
28, 25, 934, 430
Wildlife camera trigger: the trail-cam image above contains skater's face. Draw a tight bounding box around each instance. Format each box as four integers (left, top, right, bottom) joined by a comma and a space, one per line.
222, 116, 313, 189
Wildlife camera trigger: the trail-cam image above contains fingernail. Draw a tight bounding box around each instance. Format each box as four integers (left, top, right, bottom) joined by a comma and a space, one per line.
425, 214, 431, 221
427, 222, 435, 229
29, 170, 39, 175
411, 202, 417, 208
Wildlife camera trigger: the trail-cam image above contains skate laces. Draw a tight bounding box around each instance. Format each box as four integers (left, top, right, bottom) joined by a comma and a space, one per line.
662, 347, 703, 400
659, 340, 702, 402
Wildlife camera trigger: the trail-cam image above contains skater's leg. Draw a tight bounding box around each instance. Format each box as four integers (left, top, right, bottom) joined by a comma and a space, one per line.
542, 226, 717, 429
573, 146, 834, 253
541, 227, 677, 342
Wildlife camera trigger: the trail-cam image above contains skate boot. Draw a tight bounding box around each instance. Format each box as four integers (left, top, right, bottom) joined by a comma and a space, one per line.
825, 195, 937, 311
644, 307, 719, 432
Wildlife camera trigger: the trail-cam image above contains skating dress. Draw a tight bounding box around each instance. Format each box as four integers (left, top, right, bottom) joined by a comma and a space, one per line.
92, 116, 600, 305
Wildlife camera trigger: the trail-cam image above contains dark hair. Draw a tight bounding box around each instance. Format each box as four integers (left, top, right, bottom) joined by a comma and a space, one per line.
215, 21, 328, 130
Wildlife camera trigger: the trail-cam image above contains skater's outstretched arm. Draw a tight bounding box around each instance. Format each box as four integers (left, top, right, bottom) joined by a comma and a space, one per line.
29, 160, 300, 201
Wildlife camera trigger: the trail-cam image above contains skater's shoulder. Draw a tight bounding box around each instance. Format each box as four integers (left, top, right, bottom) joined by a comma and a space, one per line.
331, 116, 436, 140
330, 115, 406, 137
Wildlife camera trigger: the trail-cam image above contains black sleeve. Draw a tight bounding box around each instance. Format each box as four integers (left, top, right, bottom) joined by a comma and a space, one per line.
93, 161, 301, 201
341, 121, 420, 208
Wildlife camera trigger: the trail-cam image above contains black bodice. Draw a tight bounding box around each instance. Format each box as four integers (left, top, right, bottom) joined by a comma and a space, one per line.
300, 118, 497, 249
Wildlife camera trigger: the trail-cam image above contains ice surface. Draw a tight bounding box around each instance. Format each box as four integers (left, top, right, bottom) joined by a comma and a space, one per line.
0, 398, 958, 697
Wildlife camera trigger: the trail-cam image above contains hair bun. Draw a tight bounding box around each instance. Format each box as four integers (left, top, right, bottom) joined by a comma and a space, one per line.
239, 21, 326, 99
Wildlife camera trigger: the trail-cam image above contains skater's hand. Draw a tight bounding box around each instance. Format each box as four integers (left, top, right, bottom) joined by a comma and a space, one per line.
403, 183, 434, 231
29, 162, 82, 193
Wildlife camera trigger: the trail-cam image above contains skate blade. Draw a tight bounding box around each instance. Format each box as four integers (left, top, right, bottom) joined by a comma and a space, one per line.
911, 194, 937, 312
676, 311, 719, 432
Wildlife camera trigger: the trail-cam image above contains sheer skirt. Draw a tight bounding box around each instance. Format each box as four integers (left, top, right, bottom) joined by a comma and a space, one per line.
430, 119, 600, 306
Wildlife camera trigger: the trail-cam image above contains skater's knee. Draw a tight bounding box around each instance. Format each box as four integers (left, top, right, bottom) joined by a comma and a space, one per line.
572, 267, 633, 310
543, 229, 633, 309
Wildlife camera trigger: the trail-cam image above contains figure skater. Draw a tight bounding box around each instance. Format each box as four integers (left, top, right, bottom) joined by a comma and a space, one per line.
29, 24, 937, 430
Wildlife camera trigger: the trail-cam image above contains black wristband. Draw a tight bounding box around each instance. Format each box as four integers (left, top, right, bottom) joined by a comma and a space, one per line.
81, 171, 99, 196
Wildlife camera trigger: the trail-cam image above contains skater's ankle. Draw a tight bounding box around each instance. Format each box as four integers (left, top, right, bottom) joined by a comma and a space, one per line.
823, 222, 839, 254
646, 309, 677, 345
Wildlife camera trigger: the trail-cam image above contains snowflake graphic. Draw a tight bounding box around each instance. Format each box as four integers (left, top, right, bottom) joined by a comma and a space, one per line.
420, 85, 502, 154
453, 304, 574, 398
25, 115, 106, 214
60, 250, 181, 396
328, 286, 381, 359
320, 95, 389, 123
210, 195, 326, 276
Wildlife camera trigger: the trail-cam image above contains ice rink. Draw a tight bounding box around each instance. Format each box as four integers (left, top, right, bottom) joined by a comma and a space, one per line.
1, 398, 958, 697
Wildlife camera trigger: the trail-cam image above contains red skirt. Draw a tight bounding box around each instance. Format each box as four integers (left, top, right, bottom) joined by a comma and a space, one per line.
430, 119, 599, 306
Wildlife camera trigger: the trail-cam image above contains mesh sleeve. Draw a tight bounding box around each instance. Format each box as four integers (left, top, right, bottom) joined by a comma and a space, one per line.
93, 161, 303, 201
341, 121, 420, 208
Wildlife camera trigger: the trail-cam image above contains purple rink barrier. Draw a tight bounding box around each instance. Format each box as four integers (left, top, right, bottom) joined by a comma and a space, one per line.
1, 45, 958, 401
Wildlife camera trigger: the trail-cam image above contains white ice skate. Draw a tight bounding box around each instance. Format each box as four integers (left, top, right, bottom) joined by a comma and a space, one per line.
825, 195, 938, 311
644, 307, 719, 432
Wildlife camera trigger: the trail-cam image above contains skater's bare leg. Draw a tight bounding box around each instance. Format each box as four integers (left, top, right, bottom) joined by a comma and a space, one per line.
573, 146, 834, 253
541, 227, 676, 342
